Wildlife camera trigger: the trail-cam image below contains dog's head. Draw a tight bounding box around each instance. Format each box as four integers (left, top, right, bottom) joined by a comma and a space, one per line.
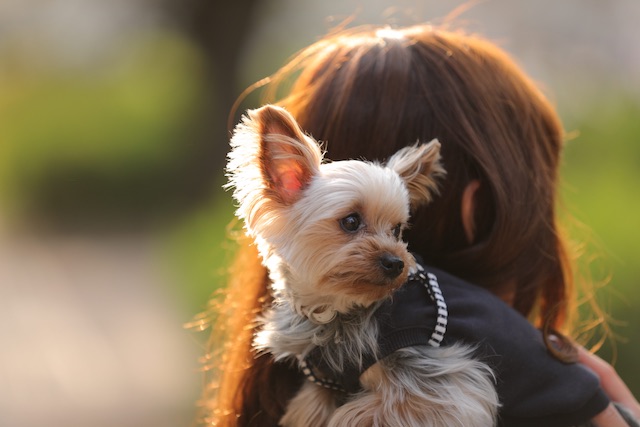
226, 105, 444, 318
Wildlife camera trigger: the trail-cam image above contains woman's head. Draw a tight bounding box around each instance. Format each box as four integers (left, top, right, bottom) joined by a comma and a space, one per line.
265, 25, 570, 328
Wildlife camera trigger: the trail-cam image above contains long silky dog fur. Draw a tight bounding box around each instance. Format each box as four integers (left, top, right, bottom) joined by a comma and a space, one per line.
226, 104, 499, 427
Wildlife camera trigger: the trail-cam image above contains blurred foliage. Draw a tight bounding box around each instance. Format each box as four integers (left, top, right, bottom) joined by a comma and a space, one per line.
561, 96, 640, 303
560, 95, 640, 396
0, 32, 206, 229
162, 190, 236, 315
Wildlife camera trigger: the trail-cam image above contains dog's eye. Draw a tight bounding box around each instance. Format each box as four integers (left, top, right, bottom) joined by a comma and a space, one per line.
340, 213, 362, 233
392, 224, 402, 239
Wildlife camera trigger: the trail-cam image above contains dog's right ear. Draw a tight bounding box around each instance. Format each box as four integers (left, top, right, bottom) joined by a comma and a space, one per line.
253, 105, 322, 204
226, 105, 323, 229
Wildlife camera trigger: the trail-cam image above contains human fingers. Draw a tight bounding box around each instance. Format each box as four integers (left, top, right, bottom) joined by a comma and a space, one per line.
592, 403, 633, 427
578, 346, 640, 420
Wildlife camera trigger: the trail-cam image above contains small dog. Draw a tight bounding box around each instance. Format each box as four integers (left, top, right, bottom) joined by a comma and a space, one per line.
226, 105, 499, 426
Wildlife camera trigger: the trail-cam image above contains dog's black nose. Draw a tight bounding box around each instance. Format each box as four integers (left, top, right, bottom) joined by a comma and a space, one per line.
379, 254, 404, 278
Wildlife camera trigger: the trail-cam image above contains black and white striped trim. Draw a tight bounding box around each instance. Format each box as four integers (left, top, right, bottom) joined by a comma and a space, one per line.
297, 354, 346, 393
413, 266, 448, 347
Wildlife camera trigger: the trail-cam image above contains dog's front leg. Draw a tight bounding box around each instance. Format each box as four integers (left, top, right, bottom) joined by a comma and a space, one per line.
280, 381, 338, 427
328, 345, 498, 427
326, 362, 451, 427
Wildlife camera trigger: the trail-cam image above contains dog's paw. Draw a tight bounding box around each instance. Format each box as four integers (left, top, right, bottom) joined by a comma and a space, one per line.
336, 345, 499, 427
280, 381, 337, 427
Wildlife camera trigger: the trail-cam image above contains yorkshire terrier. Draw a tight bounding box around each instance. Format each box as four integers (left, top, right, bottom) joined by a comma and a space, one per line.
226, 105, 499, 427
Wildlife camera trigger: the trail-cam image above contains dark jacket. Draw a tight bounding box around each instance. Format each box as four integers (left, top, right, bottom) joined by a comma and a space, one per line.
308, 264, 610, 427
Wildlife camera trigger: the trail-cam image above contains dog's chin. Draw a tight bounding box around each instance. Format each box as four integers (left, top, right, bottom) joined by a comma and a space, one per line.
321, 270, 409, 310
354, 282, 403, 307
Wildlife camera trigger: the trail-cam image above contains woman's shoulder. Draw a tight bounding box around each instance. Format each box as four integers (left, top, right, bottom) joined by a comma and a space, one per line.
420, 264, 610, 426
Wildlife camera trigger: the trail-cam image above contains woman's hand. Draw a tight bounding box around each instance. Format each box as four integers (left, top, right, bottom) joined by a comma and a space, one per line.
578, 346, 640, 426
592, 404, 633, 427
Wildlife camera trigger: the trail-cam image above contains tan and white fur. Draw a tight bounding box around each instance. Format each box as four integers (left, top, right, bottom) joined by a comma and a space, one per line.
226, 105, 499, 427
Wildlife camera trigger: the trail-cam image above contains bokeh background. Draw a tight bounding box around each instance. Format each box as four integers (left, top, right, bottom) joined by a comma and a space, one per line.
1, 1, 638, 426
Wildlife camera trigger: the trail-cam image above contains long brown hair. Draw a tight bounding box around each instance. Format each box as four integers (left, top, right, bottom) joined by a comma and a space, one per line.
202, 25, 577, 426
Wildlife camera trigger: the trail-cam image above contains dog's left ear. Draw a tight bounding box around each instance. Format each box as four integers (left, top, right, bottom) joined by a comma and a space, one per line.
386, 140, 446, 209
252, 105, 323, 205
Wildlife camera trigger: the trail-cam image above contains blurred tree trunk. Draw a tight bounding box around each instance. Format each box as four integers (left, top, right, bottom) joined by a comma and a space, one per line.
161, 0, 265, 203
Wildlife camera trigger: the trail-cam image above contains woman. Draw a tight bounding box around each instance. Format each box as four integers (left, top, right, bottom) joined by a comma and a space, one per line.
200, 24, 639, 426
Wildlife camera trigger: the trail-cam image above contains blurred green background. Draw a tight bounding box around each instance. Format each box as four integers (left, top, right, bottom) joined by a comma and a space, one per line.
0, 1, 638, 426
